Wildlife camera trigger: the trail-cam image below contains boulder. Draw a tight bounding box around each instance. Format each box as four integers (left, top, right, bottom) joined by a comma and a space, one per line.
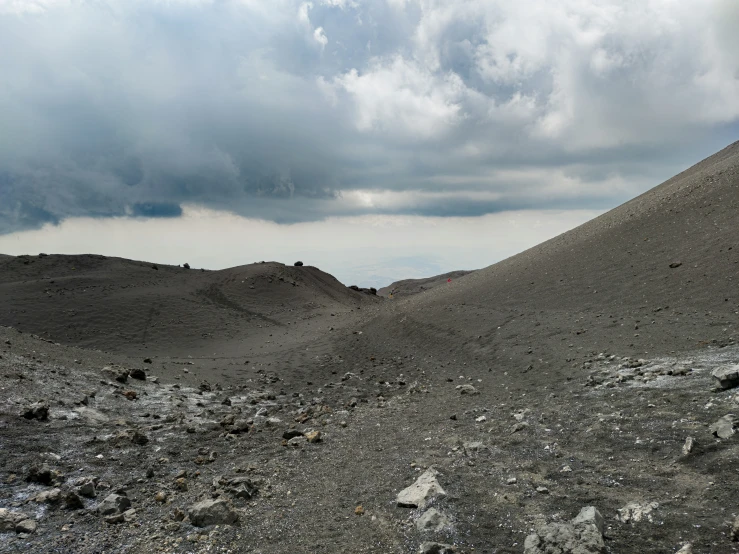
712, 365, 739, 390
524, 506, 606, 554
188, 499, 238, 527
294, 261, 304, 266
416, 508, 452, 533
397, 468, 446, 509
129, 368, 146, 381
97, 493, 131, 516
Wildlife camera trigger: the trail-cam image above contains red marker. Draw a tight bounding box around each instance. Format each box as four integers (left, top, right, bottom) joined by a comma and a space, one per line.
447, 278, 452, 283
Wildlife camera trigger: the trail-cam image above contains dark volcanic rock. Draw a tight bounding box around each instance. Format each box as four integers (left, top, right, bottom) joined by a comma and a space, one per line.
21, 401, 49, 420
97, 493, 131, 516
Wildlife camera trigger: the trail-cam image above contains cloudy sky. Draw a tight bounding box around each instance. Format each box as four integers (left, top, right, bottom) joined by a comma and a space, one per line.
1, 0, 738, 286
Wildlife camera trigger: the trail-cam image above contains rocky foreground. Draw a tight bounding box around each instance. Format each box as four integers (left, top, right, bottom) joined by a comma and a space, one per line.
1, 326, 738, 553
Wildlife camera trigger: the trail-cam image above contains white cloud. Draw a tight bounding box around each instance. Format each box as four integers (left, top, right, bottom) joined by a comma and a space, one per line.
313, 26, 328, 47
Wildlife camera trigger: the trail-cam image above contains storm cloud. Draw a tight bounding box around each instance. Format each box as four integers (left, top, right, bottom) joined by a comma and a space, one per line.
1, 0, 738, 233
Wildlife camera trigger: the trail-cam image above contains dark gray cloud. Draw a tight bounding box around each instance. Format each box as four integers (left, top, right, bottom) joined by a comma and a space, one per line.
1, 0, 738, 234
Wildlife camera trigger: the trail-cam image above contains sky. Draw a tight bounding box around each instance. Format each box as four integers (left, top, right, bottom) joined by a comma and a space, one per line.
1, 0, 738, 286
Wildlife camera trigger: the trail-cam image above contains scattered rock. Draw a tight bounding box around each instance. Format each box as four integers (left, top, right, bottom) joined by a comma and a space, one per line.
675, 543, 692, 554
416, 508, 452, 533
155, 491, 168, 503
15, 519, 37, 534
188, 499, 238, 527
63, 490, 85, 510
732, 515, 739, 541
129, 368, 146, 380
524, 506, 605, 554
618, 501, 659, 523
456, 384, 478, 395
214, 475, 258, 499
397, 468, 446, 509
355, 505, 364, 515
97, 493, 131, 516
102, 366, 128, 383
21, 401, 49, 421
121, 390, 137, 401
26, 465, 61, 485
669, 262, 683, 268
419, 542, 457, 554
105, 508, 137, 525
709, 414, 736, 439
33, 488, 62, 504
682, 436, 695, 456
294, 261, 304, 266
712, 364, 739, 390
283, 429, 304, 440
0, 508, 29, 532
76, 479, 96, 498
305, 430, 322, 443
183, 263, 190, 269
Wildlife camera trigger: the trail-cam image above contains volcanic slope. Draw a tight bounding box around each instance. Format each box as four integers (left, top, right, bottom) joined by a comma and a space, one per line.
364, 140, 739, 379
0, 257, 379, 384
378, 270, 475, 298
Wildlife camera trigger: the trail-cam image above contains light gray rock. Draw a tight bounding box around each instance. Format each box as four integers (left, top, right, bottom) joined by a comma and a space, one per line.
617, 501, 659, 523
188, 499, 238, 527
455, 384, 478, 395
682, 436, 695, 456
709, 414, 736, 439
15, 519, 37, 534
420, 542, 457, 554
97, 493, 131, 516
524, 506, 606, 554
712, 364, 739, 389
397, 468, 446, 509
416, 508, 452, 533
732, 515, 739, 541
0, 509, 28, 532
675, 543, 692, 554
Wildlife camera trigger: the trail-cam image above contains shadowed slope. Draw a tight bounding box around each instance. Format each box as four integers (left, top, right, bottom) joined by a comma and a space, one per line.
0, 255, 378, 356
377, 270, 475, 298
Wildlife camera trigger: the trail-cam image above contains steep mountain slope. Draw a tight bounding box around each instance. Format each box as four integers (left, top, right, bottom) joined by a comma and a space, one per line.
365, 140, 739, 378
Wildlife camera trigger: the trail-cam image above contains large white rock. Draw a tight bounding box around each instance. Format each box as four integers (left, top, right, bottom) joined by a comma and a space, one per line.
397, 468, 446, 509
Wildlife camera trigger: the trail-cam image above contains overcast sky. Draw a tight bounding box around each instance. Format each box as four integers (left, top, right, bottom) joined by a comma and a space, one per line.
1, 0, 738, 286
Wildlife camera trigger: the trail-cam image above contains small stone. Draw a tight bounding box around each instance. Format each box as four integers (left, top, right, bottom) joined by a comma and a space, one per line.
155, 491, 168, 503
682, 436, 695, 456
33, 488, 62, 504
455, 384, 478, 395
130, 430, 149, 445
187, 499, 238, 527
419, 542, 457, 554
97, 493, 131, 516
355, 505, 364, 515
282, 429, 304, 440
536, 486, 549, 494
507, 477, 517, 485
15, 519, 37, 534
129, 368, 146, 380
305, 430, 322, 443
732, 515, 739, 541
675, 543, 692, 554
21, 401, 49, 421
0, 508, 29, 532
63, 491, 85, 510
76, 479, 96, 498
617, 501, 659, 523
122, 390, 137, 401
416, 508, 452, 533
174, 477, 188, 491
397, 468, 446, 509
709, 415, 736, 439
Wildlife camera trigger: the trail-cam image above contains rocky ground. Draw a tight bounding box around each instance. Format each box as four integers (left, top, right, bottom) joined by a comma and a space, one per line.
1, 141, 739, 553
1, 325, 738, 553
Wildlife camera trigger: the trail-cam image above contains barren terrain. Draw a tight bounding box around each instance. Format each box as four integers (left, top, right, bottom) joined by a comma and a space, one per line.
1, 141, 739, 554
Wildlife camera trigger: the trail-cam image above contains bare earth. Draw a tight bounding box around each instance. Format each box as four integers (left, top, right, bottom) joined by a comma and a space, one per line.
1, 141, 738, 554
